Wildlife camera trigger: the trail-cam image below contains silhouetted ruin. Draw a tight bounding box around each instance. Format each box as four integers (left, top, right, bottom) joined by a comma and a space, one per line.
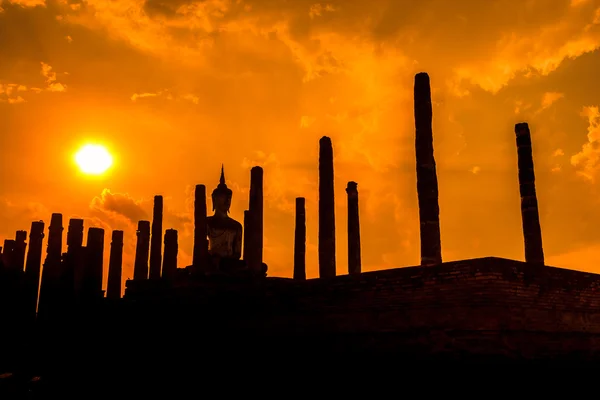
294, 197, 306, 281
82, 227, 104, 303
346, 182, 361, 275
4, 71, 600, 395
149, 195, 163, 279
243, 209, 250, 261
515, 123, 545, 265
14, 230, 27, 272
247, 166, 264, 273
2, 239, 15, 270
192, 184, 208, 272
319, 136, 336, 278
66, 218, 84, 302
414, 72, 443, 266
162, 229, 178, 281
22, 221, 44, 323
133, 220, 150, 280
107, 230, 123, 300
36, 213, 63, 322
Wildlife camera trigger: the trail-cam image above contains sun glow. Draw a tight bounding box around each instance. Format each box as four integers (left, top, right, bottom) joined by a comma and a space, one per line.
74, 144, 113, 175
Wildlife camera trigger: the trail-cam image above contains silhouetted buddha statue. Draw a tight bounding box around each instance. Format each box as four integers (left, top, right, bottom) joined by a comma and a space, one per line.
206, 166, 267, 277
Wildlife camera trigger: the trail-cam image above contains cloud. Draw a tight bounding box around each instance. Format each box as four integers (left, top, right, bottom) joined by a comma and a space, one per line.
5, 0, 46, 7
130, 89, 199, 104
571, 106, 600, 181
40, 61, 67, 92
0, 62, 66, 103
90, 189, 148, 224
541, 91, 565, 110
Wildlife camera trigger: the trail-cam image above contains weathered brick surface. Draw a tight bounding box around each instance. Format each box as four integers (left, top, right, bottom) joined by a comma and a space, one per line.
118, 257, 600, 359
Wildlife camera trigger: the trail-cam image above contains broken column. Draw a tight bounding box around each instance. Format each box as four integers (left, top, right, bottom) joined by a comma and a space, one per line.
133, 220, 151, 280
246, 166, 264, 272
107, 230, 123, 300
346, 182, 362, 275
23, 221, 45, 322
294, 197, 306, 281
162, 229, 178, 281
37, 213, 63, 321
515, 123, 545, 265
14, 230, 27, 272
318, 136, 336, 278
414, 72, 443, 266
192, 185, 208, 271
149, 195, 163, 279
83, 227, 105, 301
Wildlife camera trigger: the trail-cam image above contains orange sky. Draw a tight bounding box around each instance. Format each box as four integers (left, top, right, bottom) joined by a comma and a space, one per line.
1, 0, 600, 292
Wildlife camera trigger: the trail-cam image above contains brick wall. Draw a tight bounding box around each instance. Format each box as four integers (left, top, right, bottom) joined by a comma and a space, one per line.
118, 257, 600, 359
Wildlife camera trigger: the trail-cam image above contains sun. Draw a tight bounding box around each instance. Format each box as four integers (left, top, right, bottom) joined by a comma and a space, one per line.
74, 144, 113, 175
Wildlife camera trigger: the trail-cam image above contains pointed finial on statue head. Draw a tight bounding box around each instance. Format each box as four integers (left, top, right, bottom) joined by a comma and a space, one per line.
212, 164, 233, 211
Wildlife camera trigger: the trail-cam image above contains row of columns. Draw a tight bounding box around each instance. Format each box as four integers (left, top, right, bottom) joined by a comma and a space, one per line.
131, 195, 180, 281
0, 214, 127, 324
293, 72, 545, 280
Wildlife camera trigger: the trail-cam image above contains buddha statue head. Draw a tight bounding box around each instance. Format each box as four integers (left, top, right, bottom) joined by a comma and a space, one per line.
211, 165, 233, 215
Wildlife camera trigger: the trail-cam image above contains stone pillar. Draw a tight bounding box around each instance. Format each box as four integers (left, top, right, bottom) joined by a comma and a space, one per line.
83, 227, 105, 301
192, 185, 208, 270
294, 197, 306, 281
149, 195, 163, 279
346, 182, 362, 275
162, 229, 178, 281
23, 221, 44, 322
414, 72, 442, 266
14, 230, 27, 272
2, 239, 15, 270
243, 210, 251, 261
247, 166, 264, 272
515, 123, 545, 265
133, 220, 150, 280
318, 136, 336, 278
107, 230, 123, 300
37, 213, 63, 321
67, 219, 84, 252
66, 218, 84, 298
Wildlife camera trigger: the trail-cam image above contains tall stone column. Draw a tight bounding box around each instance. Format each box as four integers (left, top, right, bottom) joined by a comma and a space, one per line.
23, 221, 45, 322
2, 239, 15, 270
14, 230, 27, 272
247, 166, 264, 272
84, 227, 105, 301
346, 182, 362, 275
149, 195, 163, 279
319, 136, 336, 278
162, 229, 178, 281
294, 197, 306, 281
133, 220, 151, 280
243, 210, 252, 261
414, 72, 442, 266
192, 185, 208, 271
67, 219, 84, 253
515, 123, 545, 265
107, 230, 123, 300
37, 213, 63, 321
66, 219, 84, 297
